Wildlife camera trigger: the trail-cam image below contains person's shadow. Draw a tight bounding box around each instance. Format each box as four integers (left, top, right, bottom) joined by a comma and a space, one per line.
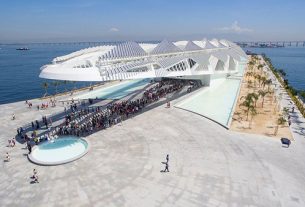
160, 161, 168, 173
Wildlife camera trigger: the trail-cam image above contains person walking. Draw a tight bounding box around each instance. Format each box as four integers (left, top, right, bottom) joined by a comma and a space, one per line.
164, 162, 169, 172
166, 101, 171, 108
161, 154, 170, 172
166, 154, 169, 163
11, 137, 16, 147
27, 144, 32, 154
32, 169, 39, 183
33, 169, 37, 177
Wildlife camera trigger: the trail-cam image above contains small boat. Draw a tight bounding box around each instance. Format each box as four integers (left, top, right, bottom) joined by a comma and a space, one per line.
16, 47, 30, 51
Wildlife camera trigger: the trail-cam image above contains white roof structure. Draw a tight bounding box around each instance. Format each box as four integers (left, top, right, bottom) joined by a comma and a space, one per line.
150, 39, 182, 54
39, 39, 248, 81
184, 41, 202, 51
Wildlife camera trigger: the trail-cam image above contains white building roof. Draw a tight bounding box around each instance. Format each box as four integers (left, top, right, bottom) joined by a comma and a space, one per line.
184, 41, 202, 51
101, 41, 147, 60
39, 39, 248, 81
150, 39, 182, 54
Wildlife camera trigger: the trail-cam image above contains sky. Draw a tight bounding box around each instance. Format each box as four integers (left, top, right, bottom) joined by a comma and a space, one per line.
0, 0, 305, 43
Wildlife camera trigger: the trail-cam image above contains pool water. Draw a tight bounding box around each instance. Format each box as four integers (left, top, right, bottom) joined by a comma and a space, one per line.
176, 78, 242, 127
77, 78, 150, 100
29, 136, 89, 165
175, 64, 246, 128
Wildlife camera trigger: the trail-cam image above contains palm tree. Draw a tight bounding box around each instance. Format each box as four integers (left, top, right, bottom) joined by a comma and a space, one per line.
282, 107, 290, 119
42, 82, 49, 97
257, 64, 263, 73
277, 115, 287, 127
247, 80, 253, 88
255, 74, 262, 87
72, 81, 77, 92
248, 61, 255, 70
249, 107, 257, 128
52, 81, 60, 95
258, 90, 269, 108
245, 71, 252, 81
250, 92, 259, 107
240, 93, 256, 120
63, 80, 68, 92
265, 79, 272, 92
260, 76, 267, 88
278, 69, 286, 77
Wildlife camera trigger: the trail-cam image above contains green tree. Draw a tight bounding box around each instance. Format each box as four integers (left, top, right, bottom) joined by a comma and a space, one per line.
251, 92, 259, 107
42, 82, 49, 97
277, 115, 286, 127
63, 80, 68, 92
265, 79, 272, 92
72, 81, 77, 91
260, 76, 267, 88
240, 93, 256, 120
248, 61, 255, 70
249, 106, 257, 128
247, 80, 253, 88
278, 69, 286, 77
52, 81, 60, 95
258, 90, 269, 108
257, 64, 263, 72
255, 74, 262, 87
282, 107, 290, 119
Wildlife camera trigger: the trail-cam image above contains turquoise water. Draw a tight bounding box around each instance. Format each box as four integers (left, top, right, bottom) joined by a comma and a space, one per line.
176, 78, 242, 127
39, 136, 88, 150
175, 64, 245, 127
77, 78, 150, 100
31, 136, 88, 163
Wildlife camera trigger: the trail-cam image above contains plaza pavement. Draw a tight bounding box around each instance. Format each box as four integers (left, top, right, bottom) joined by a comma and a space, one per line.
0, 80, 305, 206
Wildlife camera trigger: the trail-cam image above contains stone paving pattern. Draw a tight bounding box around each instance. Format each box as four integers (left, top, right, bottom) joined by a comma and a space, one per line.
0, 77, 305, 206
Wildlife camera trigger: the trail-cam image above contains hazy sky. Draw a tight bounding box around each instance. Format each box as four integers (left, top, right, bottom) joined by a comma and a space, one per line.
1, 0, 305, 43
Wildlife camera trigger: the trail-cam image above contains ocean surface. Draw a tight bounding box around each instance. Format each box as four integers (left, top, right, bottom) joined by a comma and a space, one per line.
244, 47, 305, 91
0, 43, 304, 105
0, 43, 101, 104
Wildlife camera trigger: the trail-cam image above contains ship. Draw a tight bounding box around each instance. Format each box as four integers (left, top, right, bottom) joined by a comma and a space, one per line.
16, 47, 30, 50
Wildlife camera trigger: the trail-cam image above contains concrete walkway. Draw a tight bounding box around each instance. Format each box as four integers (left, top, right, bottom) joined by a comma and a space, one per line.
1, 74, 305, 206
261, 55, 305, 148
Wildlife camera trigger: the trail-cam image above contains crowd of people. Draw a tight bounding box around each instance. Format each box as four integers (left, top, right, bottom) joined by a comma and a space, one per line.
36, 79, 199, 140
5, 79, 201, 184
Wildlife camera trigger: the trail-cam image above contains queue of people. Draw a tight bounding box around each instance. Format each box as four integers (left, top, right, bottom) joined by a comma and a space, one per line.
33, 79, 198, 141
4, 79, 201, 184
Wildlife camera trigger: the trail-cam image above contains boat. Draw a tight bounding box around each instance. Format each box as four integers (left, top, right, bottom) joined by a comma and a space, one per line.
16, 47, 30, 51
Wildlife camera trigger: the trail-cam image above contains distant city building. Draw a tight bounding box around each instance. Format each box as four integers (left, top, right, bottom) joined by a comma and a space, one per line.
40, 38, 248, 86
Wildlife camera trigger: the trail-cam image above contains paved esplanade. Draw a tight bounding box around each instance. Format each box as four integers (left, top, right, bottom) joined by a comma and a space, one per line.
1, 93, 305, 206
